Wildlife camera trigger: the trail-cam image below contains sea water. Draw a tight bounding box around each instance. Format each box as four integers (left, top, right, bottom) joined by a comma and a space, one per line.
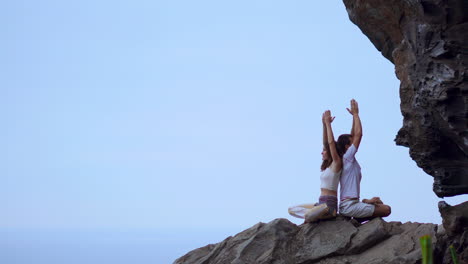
0, 228, 233, 264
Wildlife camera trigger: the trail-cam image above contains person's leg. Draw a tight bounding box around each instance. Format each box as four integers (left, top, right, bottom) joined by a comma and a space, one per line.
298, 203, 319, 209
372, 197, 383, 204
318, 210, 336, 220
340, 200, 375, 218
288, 203, 319, 219
372, 203, 391, 217
353, 203, 391, 223
304, 203, 328, 223
317, 195, 337, 220
362, 197, 383, 205
338, 200, 355, 217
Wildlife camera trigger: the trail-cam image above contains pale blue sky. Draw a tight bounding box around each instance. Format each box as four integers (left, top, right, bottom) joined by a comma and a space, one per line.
3, 0, 466, 235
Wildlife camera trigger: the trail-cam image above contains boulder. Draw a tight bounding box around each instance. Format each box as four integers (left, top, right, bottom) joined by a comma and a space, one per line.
174, 217, 438, 264
438, 201, 468, 263
175, 202, 468, 263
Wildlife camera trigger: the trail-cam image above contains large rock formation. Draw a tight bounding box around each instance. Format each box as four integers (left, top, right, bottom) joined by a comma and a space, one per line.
438, 201, 468, 263
174, 201, 468, 264
342, 0, 468, 197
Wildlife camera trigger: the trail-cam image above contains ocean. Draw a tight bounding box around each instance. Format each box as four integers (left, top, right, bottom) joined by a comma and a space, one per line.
0, 228, 234, 264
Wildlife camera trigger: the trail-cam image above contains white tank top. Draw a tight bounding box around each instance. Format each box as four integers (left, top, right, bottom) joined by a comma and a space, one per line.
320, 167, 341, 191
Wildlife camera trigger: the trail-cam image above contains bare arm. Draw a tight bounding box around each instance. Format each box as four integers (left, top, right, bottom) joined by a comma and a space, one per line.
323, 110, 342, 171
352, 113, 362, 149
322, 115, 327, 147
350, 113, 355, 135
347, 99, 363, 149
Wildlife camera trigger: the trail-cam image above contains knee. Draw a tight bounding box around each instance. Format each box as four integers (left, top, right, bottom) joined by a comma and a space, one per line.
288, 206, 299, 215
374, 204, 391, 217
384, 205, 391, 217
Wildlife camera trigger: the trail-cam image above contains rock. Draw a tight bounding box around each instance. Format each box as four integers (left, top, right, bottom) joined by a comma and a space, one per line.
174, 217, 438, 264
439, 201, 468, 237
174, 244, 218, 264
341, 221, 437, 264
438, 201, 468, 264
175, 202, 468, 263
347, 217, 390, 254
293, 219, 357, 263
342, 0, 468, 197
174, 218, 299, 264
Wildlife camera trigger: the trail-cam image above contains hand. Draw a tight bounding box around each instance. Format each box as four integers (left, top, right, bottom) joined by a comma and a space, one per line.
322, 110, 335, 124
346, 99, 359, 116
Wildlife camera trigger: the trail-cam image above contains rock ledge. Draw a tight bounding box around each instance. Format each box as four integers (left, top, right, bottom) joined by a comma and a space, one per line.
174, 201, 468, 264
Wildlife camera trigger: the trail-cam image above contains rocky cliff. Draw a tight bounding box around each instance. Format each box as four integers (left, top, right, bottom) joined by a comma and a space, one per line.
342, 0, 468, 197
174, 201, 468, 264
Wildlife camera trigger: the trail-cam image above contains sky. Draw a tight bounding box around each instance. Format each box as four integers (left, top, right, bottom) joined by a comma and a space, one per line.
2, 0, 467, 257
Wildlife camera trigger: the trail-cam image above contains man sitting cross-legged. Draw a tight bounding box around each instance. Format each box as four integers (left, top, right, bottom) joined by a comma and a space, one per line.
336, 99, 391, 222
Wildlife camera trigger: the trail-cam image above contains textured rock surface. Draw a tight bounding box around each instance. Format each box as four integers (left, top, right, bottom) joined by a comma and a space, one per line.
175, 217, 438, 264
342, 0, 468, 197
437, 201, 468, 263
175, 202, 468, 264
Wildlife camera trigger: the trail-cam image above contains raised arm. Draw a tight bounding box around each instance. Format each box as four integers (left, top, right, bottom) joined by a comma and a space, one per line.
322, 114, 327, 147
323, 110, 342, 171
346, 99, 362, 149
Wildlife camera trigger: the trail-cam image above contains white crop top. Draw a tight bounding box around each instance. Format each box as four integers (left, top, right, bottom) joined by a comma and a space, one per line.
320, 167, 341, 191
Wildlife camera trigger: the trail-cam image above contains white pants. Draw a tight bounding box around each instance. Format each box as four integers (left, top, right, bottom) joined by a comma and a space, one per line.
288, 203, 334, 223
288, 203, 317, 219
339, 199, 375, 218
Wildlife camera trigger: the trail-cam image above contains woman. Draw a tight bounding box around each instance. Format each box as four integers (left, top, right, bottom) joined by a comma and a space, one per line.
288, 110, 343, 223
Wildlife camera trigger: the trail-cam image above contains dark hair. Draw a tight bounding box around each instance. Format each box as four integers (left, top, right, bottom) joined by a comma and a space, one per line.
337, 134, 352, 157
320, 142, 344, 171
320, 143, 332, 171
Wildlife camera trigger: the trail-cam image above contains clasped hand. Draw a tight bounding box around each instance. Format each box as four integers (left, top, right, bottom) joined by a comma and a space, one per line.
322, 110, 335, 124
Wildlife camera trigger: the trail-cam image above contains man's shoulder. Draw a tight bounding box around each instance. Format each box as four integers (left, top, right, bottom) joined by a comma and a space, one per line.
344, 144, 358, 158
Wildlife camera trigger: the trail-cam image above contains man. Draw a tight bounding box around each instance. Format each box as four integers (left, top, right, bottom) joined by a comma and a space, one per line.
337, 99, 391, 220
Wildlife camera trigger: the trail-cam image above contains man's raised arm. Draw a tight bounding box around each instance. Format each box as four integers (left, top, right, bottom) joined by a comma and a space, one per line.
347, 99, 362, 149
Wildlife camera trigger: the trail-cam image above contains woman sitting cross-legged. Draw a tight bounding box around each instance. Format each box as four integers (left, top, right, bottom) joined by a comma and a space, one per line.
288, 110, 343, 223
